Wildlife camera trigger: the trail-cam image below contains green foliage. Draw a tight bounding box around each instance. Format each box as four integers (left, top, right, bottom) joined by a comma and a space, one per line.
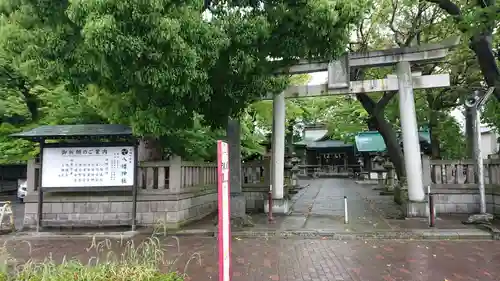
2, 265, 183, 281
435, 113, 466, 159
484, 100, 500, 128
0, 0, 367, 162
479, 34, 500, 129
0, 80, 104, 163
0, 236, 187, 281
337, 0, 473, 160
325, 98, 368, 142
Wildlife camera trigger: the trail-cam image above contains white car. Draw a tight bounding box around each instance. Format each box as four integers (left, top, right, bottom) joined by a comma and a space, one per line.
17, 179, 27, 203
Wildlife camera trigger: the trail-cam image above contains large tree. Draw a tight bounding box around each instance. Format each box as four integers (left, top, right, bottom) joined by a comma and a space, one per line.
344, 0, 471, 180
426, 0, 500, 99
0, 0, 366, 162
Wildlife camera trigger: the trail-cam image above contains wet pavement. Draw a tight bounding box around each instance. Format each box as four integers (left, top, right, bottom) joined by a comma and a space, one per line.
1, 179, 498, 280
3, 235, 500, 281
285, 178, 394, 231
182, 178, 483, 237
183, 178, 396, 232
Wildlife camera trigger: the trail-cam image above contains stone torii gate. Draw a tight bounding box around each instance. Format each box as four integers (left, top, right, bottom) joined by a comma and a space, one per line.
260, 37, 459, 214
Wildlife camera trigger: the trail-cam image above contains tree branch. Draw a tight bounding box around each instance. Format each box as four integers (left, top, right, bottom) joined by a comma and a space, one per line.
389, 0, 404, 46
426, 0, 463, 20
404, 1, 428, 46
356, 93, 376, 115
374, 91, 397, 114
359, 19, 366, 41
427, 0, 500, 100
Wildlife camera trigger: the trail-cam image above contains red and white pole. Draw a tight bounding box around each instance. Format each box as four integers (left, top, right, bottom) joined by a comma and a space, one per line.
217, 141, 231, 281
268, 185, 274, 223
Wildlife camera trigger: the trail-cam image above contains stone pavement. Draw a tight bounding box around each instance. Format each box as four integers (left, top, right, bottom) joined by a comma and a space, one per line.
284, 178, 394, 231
178, 178, 489, 238
3, 235, 500, 281
1, 179, 498, 280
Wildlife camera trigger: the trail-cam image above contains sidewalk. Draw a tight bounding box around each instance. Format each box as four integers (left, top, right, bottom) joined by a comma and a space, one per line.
0, 179, 497, 280
3, 235, 500, 281
172, 178, 491, 239
8, 178, 491, 240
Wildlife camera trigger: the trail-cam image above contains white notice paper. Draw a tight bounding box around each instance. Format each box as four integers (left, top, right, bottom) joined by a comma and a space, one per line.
41, 146, 135, 188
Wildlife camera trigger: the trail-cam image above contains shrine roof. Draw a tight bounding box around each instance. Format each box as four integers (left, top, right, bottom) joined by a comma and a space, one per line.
355, 130, 431, 153
10, 124, 133, 140
306, 140, 353, 149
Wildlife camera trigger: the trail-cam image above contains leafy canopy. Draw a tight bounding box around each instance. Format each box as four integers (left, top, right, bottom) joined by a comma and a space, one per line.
0, 0, 367, 162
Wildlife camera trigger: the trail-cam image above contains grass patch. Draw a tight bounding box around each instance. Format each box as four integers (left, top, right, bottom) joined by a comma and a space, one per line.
0, 234, 202, 281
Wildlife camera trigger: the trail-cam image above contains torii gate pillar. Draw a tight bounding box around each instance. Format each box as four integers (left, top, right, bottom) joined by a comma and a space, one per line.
266, 91, 289, 214
397, 61, 425, 202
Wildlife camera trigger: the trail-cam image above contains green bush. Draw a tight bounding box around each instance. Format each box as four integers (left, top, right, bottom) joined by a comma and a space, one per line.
0, 236, 189, 281
0, 266, 183, 281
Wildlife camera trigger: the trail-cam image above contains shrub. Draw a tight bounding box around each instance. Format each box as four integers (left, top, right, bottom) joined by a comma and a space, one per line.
0, 236, 190, 281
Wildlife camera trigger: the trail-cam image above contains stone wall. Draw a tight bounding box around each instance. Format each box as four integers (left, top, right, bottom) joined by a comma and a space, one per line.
243, 186, 268, 212
23, 156, 270, 229
405, 187, 500, 217
23, 188, 218, 229
404, 157, 500, 217
23, 187, 269, 229
493, 192, 500, 216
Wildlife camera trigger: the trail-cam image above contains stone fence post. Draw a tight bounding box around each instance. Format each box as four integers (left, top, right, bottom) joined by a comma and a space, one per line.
169, 156, 183, 193
27, 159, 37, 192
263, 156, 271, 187
421, 155, 432, 189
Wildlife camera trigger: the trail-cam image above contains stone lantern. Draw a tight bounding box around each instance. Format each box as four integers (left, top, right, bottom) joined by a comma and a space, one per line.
382, 161, 395, 193
284, 153, 293, 196
290, 152, 301, 190
372, 154, 387, 190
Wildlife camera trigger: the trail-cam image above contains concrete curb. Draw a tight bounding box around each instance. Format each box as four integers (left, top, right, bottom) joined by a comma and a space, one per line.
2, 230, 140, 241
475, 223, 500, 240
227, 229, 492, 240
3, 227, 495, 241
154, 228, 493, 240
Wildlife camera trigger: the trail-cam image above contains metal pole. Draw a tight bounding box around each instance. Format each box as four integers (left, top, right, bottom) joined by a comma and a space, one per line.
427, 186, 435, 227
464, 87, 495, 223
429, 192, 435, 227
472, 103, 487, 214
37, 140, 45, 232
427, 185, 431, 224
268, 185, 274, 223
344, 196, 348, 224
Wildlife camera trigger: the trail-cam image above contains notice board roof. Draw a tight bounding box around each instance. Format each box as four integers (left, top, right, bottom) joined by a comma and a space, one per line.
10, 124, 133, 140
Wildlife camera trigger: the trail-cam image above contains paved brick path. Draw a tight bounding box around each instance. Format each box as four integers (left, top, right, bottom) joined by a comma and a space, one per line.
3, 179, 494, 280
4, 236, 500, 281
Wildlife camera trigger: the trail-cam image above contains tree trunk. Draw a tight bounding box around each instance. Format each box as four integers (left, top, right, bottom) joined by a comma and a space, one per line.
427, 0, 500, 99
469, 34, 500, 100
356, 92, 406, 180
465, 107, 475, 158
366, 116, 377, 131
138, 137, 163, 161
373, 113, 406, 180
428, 109, 441, 159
